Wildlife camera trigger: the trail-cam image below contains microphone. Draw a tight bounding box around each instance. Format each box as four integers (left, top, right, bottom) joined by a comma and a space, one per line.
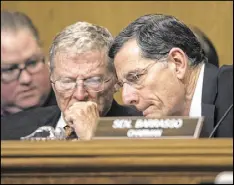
215, 171, 233, 184
20, 126, 66, 140
209, 104, 233, 138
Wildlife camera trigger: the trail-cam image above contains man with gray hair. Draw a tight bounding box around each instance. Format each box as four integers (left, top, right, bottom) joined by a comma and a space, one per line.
1, 21, 141, 140
1, 11, 57, 116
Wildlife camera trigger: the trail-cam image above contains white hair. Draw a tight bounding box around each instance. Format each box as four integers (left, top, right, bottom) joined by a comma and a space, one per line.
49, 21, 114, 72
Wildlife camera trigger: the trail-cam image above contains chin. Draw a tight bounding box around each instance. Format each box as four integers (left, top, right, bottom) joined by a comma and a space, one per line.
17, 98, 42, 110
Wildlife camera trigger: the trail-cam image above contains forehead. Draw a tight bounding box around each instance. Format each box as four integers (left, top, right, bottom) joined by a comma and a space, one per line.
114, 39, 150, 76
1, 29, 40, 65
53, 49, 109, 78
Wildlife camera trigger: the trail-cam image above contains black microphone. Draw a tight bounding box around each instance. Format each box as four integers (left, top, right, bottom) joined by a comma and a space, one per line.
209, 104, 233, 138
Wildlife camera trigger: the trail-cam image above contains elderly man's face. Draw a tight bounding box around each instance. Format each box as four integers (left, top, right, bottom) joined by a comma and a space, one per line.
1, 29, 51, 114
114, 40, 186, 117
51, 49, 116, 116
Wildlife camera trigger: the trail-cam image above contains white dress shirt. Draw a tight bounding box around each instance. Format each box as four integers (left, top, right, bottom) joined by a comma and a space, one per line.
189, 63, 205, 117
56, 113, 66, 130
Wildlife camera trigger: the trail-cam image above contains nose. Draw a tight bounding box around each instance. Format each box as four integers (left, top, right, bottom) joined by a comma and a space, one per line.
72, 82, 89, 101
122, 83, 139, 106
18, 69, 32, 85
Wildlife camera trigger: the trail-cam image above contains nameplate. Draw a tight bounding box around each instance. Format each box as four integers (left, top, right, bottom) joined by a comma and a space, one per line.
94, 117, 204, 139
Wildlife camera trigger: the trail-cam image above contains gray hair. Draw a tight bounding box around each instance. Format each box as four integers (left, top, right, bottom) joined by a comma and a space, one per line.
49, 21, 114, 73
1, 10, 40, 44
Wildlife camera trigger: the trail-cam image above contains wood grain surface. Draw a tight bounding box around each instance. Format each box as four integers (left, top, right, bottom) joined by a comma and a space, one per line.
1, 139, 233, 184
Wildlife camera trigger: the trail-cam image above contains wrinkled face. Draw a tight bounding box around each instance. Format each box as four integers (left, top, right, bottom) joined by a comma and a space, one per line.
114, 40, 186, 117
1, 29, 51, 114
51, 49, 116, 116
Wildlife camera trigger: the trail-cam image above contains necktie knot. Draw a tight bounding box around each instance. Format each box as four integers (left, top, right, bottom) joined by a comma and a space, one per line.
63, 125, 77, 139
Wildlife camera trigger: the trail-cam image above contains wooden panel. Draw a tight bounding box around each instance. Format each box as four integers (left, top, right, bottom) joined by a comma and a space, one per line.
1, 1, 233, 104
1, 139, 233, 184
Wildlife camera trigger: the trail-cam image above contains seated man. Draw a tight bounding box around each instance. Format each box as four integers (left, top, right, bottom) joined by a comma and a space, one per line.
1, 11, 57, 117
108, 14, 233, 137
1, 21, 141, 140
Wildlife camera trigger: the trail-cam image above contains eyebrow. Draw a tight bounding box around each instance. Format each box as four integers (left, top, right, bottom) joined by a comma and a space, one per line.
123, 68, 143, 79
57, 73, 105, 81
26, 55, 43, 62
1, 63, 18, 69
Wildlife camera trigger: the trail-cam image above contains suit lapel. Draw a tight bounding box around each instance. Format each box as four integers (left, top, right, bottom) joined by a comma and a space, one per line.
38, 106, 61, 128
200, 103, 216, 137
200, 63, 219, 137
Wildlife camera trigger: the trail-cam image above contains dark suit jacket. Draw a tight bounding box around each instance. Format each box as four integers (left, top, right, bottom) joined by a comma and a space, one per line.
1, 100, 142, 140
2, 63, 232, 139
214, 65, 233, 137
200, 63, 233, 137
42, 89, 57, 107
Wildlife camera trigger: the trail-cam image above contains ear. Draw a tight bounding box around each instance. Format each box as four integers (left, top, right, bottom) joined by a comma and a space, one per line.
51, 83, 56, 93
47, 60, 54, 89
111, 76, 120, 93
50, 74, 56, 93
114, 83, 121, 93
168, 47, 188, 80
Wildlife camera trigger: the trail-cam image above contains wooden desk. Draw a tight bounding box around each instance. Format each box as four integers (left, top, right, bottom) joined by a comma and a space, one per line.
1, 139, 233, 184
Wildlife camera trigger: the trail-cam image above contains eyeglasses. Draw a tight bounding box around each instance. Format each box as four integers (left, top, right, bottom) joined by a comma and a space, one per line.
116, 62, 157, 90
1, 57, 45, 83
51, 76, 112, 94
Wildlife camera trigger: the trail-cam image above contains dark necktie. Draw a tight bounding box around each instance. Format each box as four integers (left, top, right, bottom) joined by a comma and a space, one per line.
63, 125, 77, 140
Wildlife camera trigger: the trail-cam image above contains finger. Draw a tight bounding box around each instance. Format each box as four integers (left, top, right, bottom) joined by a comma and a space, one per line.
85, 102, 98, 117
85, 105, 92, 116
93, 103, 99, 117
77, 108, 85, 116
70, 101, 95, 116
69, 102, 87, 113
63, 111, 74, 127
71, 101, 87, 108
89, 102, 99, 116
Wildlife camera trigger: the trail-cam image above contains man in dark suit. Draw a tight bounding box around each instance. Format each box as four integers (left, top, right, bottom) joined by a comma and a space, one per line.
108, 14, 233, 137
1, 11, 57, 117
1, 100, 140, 140
1, 21, 141, 140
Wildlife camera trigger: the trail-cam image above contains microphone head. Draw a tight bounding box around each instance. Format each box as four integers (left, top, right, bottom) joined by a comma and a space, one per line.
20, 126, 66, 140
215, 171, 233, 184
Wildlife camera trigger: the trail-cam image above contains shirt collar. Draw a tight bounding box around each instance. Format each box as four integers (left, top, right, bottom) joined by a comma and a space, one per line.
189, 63, 205, 117
56, 113, 66, 129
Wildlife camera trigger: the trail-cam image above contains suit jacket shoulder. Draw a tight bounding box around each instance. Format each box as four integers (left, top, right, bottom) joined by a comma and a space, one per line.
43, 89, 57, 107
200, 63, 219, 137
1, 100, 142, 140
1, 106, 60, 140
214, 65, 233, 137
